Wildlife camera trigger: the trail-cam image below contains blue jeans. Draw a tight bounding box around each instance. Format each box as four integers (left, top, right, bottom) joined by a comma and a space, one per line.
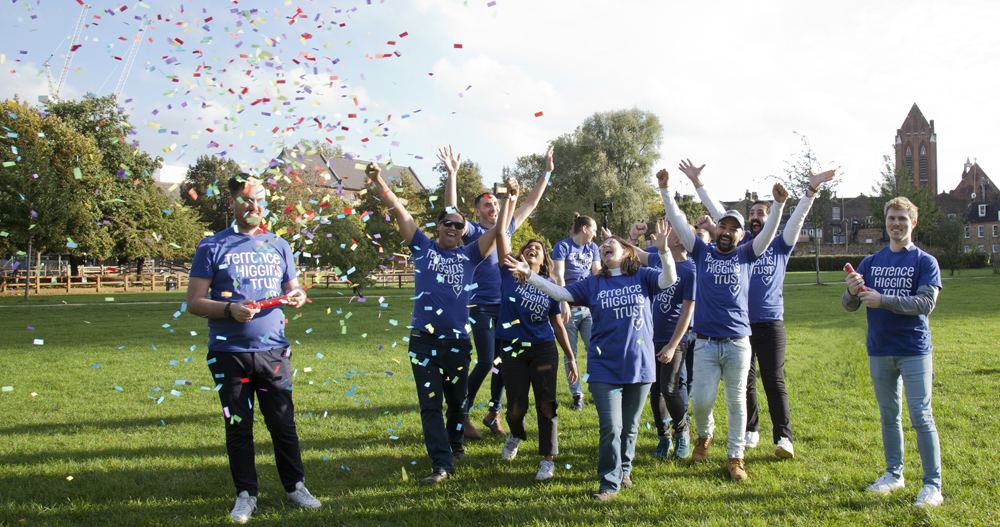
589, 382, 651, 492
869, 354, 942, 490
467, 304, 503, 412
563, 306, 593, 397
691, 337, 752, 459
408, 331, 472, 473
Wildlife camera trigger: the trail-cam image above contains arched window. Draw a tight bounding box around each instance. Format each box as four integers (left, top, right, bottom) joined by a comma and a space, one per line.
919, 145, 928, 181
905, 146, 913, 169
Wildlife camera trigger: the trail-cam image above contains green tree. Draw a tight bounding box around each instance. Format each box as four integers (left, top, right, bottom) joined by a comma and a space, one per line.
423, 157, 486, 225
181, 155, 242, 233
868, 154, 941, 241
0, 97, 107, 297
309, 204, 381, 287
929, 216, 965, 276
352, 166, 428, 259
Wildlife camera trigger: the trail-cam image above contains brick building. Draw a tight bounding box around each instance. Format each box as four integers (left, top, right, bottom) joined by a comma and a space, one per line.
962, 201, 1000, 254
895, 103, 938, 194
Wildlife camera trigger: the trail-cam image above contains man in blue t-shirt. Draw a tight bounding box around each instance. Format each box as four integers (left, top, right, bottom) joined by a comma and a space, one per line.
440, 145, 556, 438
187, 175, 320, 523
844, 196, 943, 508
659, 162, 788, 482
685, 168, 834, 460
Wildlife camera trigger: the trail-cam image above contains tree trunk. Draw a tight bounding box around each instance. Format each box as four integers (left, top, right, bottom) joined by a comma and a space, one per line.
24, 233, 31, 300
814, 237, 821, 286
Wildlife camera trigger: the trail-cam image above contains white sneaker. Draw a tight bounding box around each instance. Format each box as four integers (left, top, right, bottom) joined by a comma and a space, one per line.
286, 481, 321, 509
866, 472, 905, 494
775, 437, 794, 459
535, 460, 555, 481
501, 434, 522, 461
744, 431, 759, 449
230, 491, 257, 524
913, 485, 943, 508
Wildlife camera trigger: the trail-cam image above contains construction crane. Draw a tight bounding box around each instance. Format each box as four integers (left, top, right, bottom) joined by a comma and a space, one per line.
41, 3, 91, 103
112, 18, 149, 100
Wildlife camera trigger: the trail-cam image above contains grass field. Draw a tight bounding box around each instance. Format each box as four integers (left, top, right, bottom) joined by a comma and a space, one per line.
1, 273, 999, 526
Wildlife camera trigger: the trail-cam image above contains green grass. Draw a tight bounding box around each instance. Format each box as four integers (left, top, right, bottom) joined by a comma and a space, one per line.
1, 275, 999, 526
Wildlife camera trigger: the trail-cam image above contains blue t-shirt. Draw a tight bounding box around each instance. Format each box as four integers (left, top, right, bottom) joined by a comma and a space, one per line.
690, 236, 759, 339
462, 219, 515, 306
552, 238, 600, 286
496, 266, 562, 343
564, 268, 662, 384
749, 236, 793, 323
857, 245, 942, 356
409, 228, 485, 339
190, 227, 296, 352
647, 253, 696, 344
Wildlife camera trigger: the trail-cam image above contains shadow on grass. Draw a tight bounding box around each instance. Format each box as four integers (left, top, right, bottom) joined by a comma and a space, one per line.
0, 413, 219, 436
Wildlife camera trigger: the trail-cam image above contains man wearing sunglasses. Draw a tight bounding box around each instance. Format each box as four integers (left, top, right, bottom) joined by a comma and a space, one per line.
439, 145, 556, 439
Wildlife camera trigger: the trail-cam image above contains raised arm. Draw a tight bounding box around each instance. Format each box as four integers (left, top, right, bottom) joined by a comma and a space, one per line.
367, 162, 417, 245
657, 169, 696, 252
782, 170, 835, 247
751, 182, 788, 257
512, 145, 553, 229
653, 220, 678, 288
506, 254, 575, 302
496, 177, 519, 266
679, 159, 727, 221
438, 145, 461, 210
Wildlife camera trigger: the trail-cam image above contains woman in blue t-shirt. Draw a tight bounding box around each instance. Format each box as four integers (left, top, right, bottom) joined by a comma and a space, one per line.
506, 228, 676, 501
492, 178, 579, 482
367, 162, 503, 486
551, 214, 602, 410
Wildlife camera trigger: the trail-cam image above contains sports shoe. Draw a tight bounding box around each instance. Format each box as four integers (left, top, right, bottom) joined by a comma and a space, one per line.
230, 491, 257, 524
621, 474, 633, 488
728, 458, 749, 481
590, 488, 617, 502
570, 394, 584, 411
866, 472, 905, 494
673, 433, 691, 459
775, 437, 794, 459
535, 460, 555, 481
653, 437, 673, 459
463, 416, 482, 440
286, 482, 321, 509
913, 485, 944, 508
501, 434, 522, 460
483, 411, 505, 435
420, 470, 450, 485
744, 430, 759, 449
692, 436, 713, 462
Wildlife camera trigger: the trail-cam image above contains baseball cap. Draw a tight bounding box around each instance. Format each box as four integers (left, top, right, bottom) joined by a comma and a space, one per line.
719, 210, 745, 230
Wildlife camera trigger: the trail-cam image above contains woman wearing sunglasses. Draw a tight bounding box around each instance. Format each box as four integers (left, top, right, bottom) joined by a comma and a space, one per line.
505, 223, 676, 501
366, 161, 505, 486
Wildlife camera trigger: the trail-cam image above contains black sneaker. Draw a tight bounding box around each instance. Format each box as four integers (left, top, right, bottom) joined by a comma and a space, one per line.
420, 470, 450, 485
570, 394, 584, 411
453, 449, 466, 461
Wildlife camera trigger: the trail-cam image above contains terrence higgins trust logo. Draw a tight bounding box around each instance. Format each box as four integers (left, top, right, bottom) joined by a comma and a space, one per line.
705, 252, 741, 297
427, 248, 468, 297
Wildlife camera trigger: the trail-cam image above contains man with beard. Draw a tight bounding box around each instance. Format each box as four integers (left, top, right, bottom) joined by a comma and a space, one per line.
683, 167, 834, 460
658, 162, 788, 481
440, 145, 556, 438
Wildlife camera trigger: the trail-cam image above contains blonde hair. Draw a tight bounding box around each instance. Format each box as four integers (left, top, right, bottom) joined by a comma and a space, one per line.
884, 196, 918, 222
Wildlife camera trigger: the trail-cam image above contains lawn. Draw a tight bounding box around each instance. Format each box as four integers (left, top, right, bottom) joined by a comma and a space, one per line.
1, 274, 998, 526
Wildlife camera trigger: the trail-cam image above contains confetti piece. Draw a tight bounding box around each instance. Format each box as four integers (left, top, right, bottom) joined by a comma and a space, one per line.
66, 476, 73, 481
114, 386, 124, 392
534, 111, 544, 117
454, 44, 463, 49
33, 339, 43, 345
1, 386, 13, 392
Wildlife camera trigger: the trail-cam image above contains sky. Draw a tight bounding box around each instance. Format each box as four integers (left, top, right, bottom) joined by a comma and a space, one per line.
3, 0, 1000, 204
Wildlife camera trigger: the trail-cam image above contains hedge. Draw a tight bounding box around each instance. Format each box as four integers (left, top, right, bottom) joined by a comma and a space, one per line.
787, 255, 868, 273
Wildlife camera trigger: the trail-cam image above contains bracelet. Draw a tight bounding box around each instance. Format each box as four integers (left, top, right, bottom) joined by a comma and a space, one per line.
808, 185, 819, 194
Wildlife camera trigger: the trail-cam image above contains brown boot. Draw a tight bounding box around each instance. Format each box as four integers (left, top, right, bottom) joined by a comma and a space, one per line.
482, 410, 505, 435
728, 457, 749, 481
692, 436, 713, 462
463, 416, 481, 440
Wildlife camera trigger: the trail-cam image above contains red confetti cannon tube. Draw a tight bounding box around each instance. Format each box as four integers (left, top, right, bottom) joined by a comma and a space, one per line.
843, 263, 868, 292
248, 295, 289, 310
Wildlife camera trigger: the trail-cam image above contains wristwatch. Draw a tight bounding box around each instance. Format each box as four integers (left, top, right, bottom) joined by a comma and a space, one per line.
224, 302, 233, 318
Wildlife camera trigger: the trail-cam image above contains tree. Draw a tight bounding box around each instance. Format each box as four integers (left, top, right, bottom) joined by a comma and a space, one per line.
351, 166, 428, 259
868, 154, 941, 242
0, 97, 108, 298
181, 155, 243, 233
929, 216, 964, 276
527, 108, 663, 243
778, 133, 840, 285
646, 190, 708, 226
308, 200, 382, 287
423, 157, 487, 225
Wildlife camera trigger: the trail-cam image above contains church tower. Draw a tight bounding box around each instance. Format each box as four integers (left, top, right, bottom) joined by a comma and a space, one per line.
894, 103, 937, 194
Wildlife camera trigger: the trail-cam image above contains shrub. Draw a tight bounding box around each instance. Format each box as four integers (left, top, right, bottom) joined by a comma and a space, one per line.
962, 248, 991, 269
787, 255, 867, 273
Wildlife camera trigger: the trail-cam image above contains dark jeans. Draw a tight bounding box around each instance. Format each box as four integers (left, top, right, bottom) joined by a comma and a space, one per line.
207, 348, 304, 497
649, 339, 690, 437
467, 304, 504, 413
499, 339, 559, 456
409, 330, 472, 473
746, 320, 793, 443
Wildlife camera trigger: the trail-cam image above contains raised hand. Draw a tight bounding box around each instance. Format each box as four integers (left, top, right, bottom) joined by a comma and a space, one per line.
773, 182, 790, 203
504, 254, 532, 279
629, 222, 648, 242
695, 214, 716, 232
505, 176, 520, 198
656, 168, 669, 189
652, 219, 669, 253
545, 145, 554, 173
678, 159, 706, 183
365, 162, 383, 186
599, 226, 613, 241
809, 169, 835, 191
437, 145, 461, 174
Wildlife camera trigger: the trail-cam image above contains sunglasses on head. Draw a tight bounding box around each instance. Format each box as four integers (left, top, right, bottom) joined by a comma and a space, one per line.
440, 219, 466, 229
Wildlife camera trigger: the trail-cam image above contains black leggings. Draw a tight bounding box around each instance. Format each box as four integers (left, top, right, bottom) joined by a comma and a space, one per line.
649, 340, 690, 437
499, 339, 559, 456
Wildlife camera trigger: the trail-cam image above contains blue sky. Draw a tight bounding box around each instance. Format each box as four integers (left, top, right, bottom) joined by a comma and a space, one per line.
4, 0, 1000, 204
